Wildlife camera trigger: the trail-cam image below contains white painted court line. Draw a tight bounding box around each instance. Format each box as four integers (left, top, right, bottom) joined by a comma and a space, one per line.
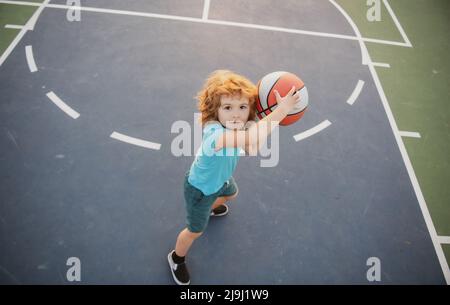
361, 37, 411, 47
438, 236, 450, 245
0, 0, 49, 67
27, 0, 50, 31
25, 45, 37, 72
346, 80, 364, 105
0, 0, 411, 48
399, 131, 421, 139
110, 132, 161, 150
202, 0, 210, 20
0, 0, 38, 5
372, 62, 390, 68
332, 1, 450, 284
0, 19, 30, 67
46, 91, 80, 119
293, 120, 332, 142
383, 0, 412, 47
4, 24, 24, 29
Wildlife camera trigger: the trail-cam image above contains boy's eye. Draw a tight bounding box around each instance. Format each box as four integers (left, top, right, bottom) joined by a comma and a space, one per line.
224, 106, 231, 110
240, 105, 248, 109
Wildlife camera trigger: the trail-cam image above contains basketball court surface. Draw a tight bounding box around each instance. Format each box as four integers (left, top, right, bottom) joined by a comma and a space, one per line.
0, 0, 449, 284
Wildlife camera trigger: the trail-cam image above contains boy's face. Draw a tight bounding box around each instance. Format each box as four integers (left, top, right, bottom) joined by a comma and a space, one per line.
218, 94, 250, 130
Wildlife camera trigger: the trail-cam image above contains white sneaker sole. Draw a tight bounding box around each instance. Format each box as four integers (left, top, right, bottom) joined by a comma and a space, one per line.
210, 204, 229, 217
167, 251, 190, 285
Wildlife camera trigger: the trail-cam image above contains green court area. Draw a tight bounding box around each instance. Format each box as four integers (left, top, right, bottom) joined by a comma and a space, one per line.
337, 0, 450, 265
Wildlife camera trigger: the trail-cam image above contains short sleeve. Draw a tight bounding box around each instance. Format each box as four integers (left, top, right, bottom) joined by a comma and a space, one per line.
201, 122, 225, 157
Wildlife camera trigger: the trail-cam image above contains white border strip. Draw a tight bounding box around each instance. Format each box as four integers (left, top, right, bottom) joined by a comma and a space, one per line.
331, 1, 450, 284
0, 0, 412, 48
346, 80, 364, 105
25, 45, 37, 72
372, 62, 390, 68
399, 131, 421, 139
110, 132, 161, 150
202, 0, 210, 20
293, 120, 331, 142
438, 236, 450, 245
46, 91, 80, 119
4, 24, 24, 29
383, 0, 412, 47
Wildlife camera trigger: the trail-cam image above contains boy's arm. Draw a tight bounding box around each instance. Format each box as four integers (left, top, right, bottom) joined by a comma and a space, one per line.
214, 86, 300, 152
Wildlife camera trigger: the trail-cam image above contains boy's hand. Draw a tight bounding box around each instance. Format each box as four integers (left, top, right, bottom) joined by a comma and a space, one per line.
274, 86, 301, 114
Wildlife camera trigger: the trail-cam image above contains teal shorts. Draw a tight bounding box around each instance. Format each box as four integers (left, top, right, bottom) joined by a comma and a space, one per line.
183, 171, 238, 233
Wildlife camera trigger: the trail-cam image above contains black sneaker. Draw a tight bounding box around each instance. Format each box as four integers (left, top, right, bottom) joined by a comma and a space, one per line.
210, 204, 229, 217
167, 250, 190, 285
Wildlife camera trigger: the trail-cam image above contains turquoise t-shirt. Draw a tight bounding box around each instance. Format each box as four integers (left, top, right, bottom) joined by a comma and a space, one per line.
188, 122, 241, 196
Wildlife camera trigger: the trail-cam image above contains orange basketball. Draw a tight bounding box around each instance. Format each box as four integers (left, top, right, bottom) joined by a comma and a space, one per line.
256, 71, 308, 126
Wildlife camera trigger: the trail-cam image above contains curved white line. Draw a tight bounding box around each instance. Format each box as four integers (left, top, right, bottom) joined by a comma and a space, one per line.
329, 0, 370, 65
346, 80, 364, 105
46, 91, 80, 119
25, 45, 37, 72
27, 0, 50, 31
293, 120, 331, 142
110, 132, 161, 150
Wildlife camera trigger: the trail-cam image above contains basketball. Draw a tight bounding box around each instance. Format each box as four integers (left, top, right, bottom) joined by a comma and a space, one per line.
256, 71, 308, 126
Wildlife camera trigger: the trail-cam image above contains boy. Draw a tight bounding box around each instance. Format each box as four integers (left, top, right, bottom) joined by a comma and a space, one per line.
168, 70, 300, 285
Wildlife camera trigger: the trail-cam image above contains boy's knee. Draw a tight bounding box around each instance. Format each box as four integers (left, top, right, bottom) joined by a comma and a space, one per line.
186, 228, 203, 239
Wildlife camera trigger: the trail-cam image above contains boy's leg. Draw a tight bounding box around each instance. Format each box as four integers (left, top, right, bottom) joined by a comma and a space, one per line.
169, 228, 200, 285
175, 228, 203, 257
210, 196, 227, 211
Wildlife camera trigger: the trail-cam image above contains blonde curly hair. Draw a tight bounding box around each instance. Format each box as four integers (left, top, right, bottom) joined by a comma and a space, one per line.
195, 70, 257, 126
